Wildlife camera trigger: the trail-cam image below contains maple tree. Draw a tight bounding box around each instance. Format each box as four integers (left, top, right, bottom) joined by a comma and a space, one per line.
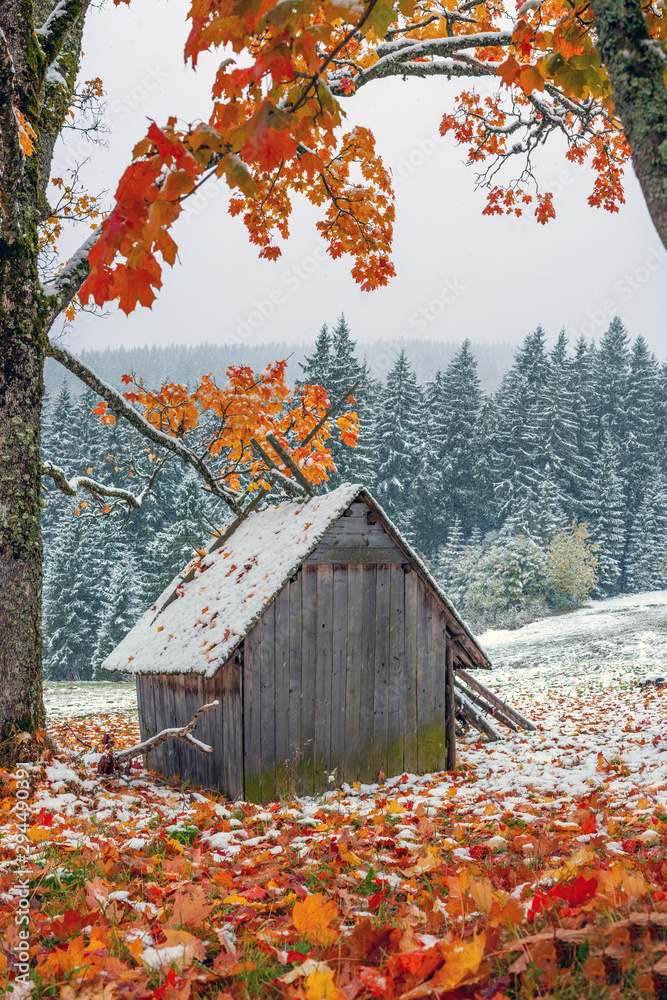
1, 0, 666, 759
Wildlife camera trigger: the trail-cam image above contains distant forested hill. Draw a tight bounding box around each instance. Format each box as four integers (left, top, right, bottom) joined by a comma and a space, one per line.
44, 338, 517, 397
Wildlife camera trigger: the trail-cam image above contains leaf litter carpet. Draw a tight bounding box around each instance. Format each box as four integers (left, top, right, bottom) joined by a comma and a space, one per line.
2, 673, 667, 1000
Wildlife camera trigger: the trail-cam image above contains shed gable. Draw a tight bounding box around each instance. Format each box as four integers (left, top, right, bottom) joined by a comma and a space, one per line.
304, 500, 406, 565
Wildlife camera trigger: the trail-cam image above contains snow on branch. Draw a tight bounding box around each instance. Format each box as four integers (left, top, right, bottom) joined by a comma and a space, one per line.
47, 341, 242, 514
98, 702, 219, 774
41, 458, 153, 513
35, 0, 90, 68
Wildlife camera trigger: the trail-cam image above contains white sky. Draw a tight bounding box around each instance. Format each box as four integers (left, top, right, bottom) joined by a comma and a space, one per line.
54, 0, 667, 357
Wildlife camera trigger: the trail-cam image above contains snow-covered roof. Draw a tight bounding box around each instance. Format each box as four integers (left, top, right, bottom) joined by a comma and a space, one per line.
102, 482, 489, 677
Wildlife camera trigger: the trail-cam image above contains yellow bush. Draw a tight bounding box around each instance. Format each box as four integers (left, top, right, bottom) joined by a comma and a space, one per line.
545, 521, 598, 606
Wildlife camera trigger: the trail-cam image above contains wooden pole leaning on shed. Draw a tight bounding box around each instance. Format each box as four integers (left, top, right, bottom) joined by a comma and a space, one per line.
455, 667, 536, 732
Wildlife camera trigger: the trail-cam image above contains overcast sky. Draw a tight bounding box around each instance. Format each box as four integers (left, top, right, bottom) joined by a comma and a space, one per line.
54, 0, 667, 357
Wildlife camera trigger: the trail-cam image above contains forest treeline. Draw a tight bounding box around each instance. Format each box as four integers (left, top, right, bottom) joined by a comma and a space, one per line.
41, 316, 667, 678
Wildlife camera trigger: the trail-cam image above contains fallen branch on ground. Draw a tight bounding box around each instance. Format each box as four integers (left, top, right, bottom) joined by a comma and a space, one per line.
96, 701, 219, 775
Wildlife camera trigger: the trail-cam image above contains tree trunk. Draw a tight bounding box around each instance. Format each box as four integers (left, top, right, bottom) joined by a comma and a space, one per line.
591, 0, 667, 248
0, 209, 48, 764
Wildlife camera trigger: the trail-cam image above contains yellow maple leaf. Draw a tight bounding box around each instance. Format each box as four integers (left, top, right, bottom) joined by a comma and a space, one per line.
292, 893, 339, 946
27, 823, 51, 842
305, 970, 345, 1000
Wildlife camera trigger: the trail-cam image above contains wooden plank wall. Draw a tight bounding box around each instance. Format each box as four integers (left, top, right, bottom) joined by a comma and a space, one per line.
135, 658, 243, 799
138, 500, 457, 802
241, 501, 454, 800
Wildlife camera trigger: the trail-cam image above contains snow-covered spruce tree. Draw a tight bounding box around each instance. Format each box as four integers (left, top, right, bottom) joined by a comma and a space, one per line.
374, 350, 423, 534
527, 473, 567, 545
471, 397, 499, 537
433, 517, 465, 594
492, 327, 551, 528
300, 323, 332, 388
625, 476, 667, 593
595, 317, 631, 451
327, 315, 377, 486
569, 336, 601, 523
151, 468, 210, 588
454, 531, 549, 630
411, 369, 449, 554
93, 551, 147, 679
588, 432, 627, 594
439, 339, 485, 536
537, 330, 587, 519
43, 515, 102, 681
624, 336, 660, 521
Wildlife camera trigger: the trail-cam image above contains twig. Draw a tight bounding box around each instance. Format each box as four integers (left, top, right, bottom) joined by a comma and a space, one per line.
64, 723, 93, 748
114, 701, 219, 766
299, 379, 361, 448
266, 432, 316, 497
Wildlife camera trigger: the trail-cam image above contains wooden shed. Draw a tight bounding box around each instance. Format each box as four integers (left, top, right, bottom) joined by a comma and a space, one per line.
103, 483, 494, 802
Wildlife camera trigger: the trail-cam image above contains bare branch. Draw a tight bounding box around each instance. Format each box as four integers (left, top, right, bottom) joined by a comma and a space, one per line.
299, 378, 361, 447
250, 439, 308, 499
266, 432, 317, 497
114, 701, 219, 765
46, 342, 242, 515
42, 225, 101, 327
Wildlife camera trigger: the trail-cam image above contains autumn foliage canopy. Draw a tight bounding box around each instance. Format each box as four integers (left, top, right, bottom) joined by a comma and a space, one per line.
77, 0, 637, 315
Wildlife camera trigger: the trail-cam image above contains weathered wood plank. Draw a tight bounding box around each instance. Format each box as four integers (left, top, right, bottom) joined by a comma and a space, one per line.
259, 601, 276, 801
304, 545, 404, 565
136, 676, 151, 743
147, 674, 165, 775
446, 640, 456, 771
431, 606, 448, 769
300, 566, 318, 796
343, 565, 363, 783
373, 565, 391, 781
172, 673, 189, 783
331, 566, 347, 784
164, 675, 182, 779
358, 565, 376, 783
315, 563, 334, 790
243, 620, 262, 802
319, 520, 398, 543
417, 581, 435, 774
274, 584, 290, 798
197, 674, 213, 787
404, 571, 419, 773
387, 565, 405, 777
220, 656, 243, 798
288, 573, 303, 773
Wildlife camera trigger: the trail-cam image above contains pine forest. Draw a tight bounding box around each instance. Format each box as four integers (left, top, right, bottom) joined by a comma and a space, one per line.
42, 315, 667, 679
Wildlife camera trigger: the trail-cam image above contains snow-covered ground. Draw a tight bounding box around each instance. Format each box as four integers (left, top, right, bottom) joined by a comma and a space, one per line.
39, 593, 667, 851
478, 589, 667, 693
44, 680, 137, 718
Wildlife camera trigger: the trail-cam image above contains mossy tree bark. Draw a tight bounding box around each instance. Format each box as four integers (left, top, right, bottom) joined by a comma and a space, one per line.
591, 0, 667, 247
0, 0, 91, 763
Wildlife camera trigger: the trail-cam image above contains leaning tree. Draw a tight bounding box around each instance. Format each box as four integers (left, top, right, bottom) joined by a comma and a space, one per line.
1, 0, 666, 761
